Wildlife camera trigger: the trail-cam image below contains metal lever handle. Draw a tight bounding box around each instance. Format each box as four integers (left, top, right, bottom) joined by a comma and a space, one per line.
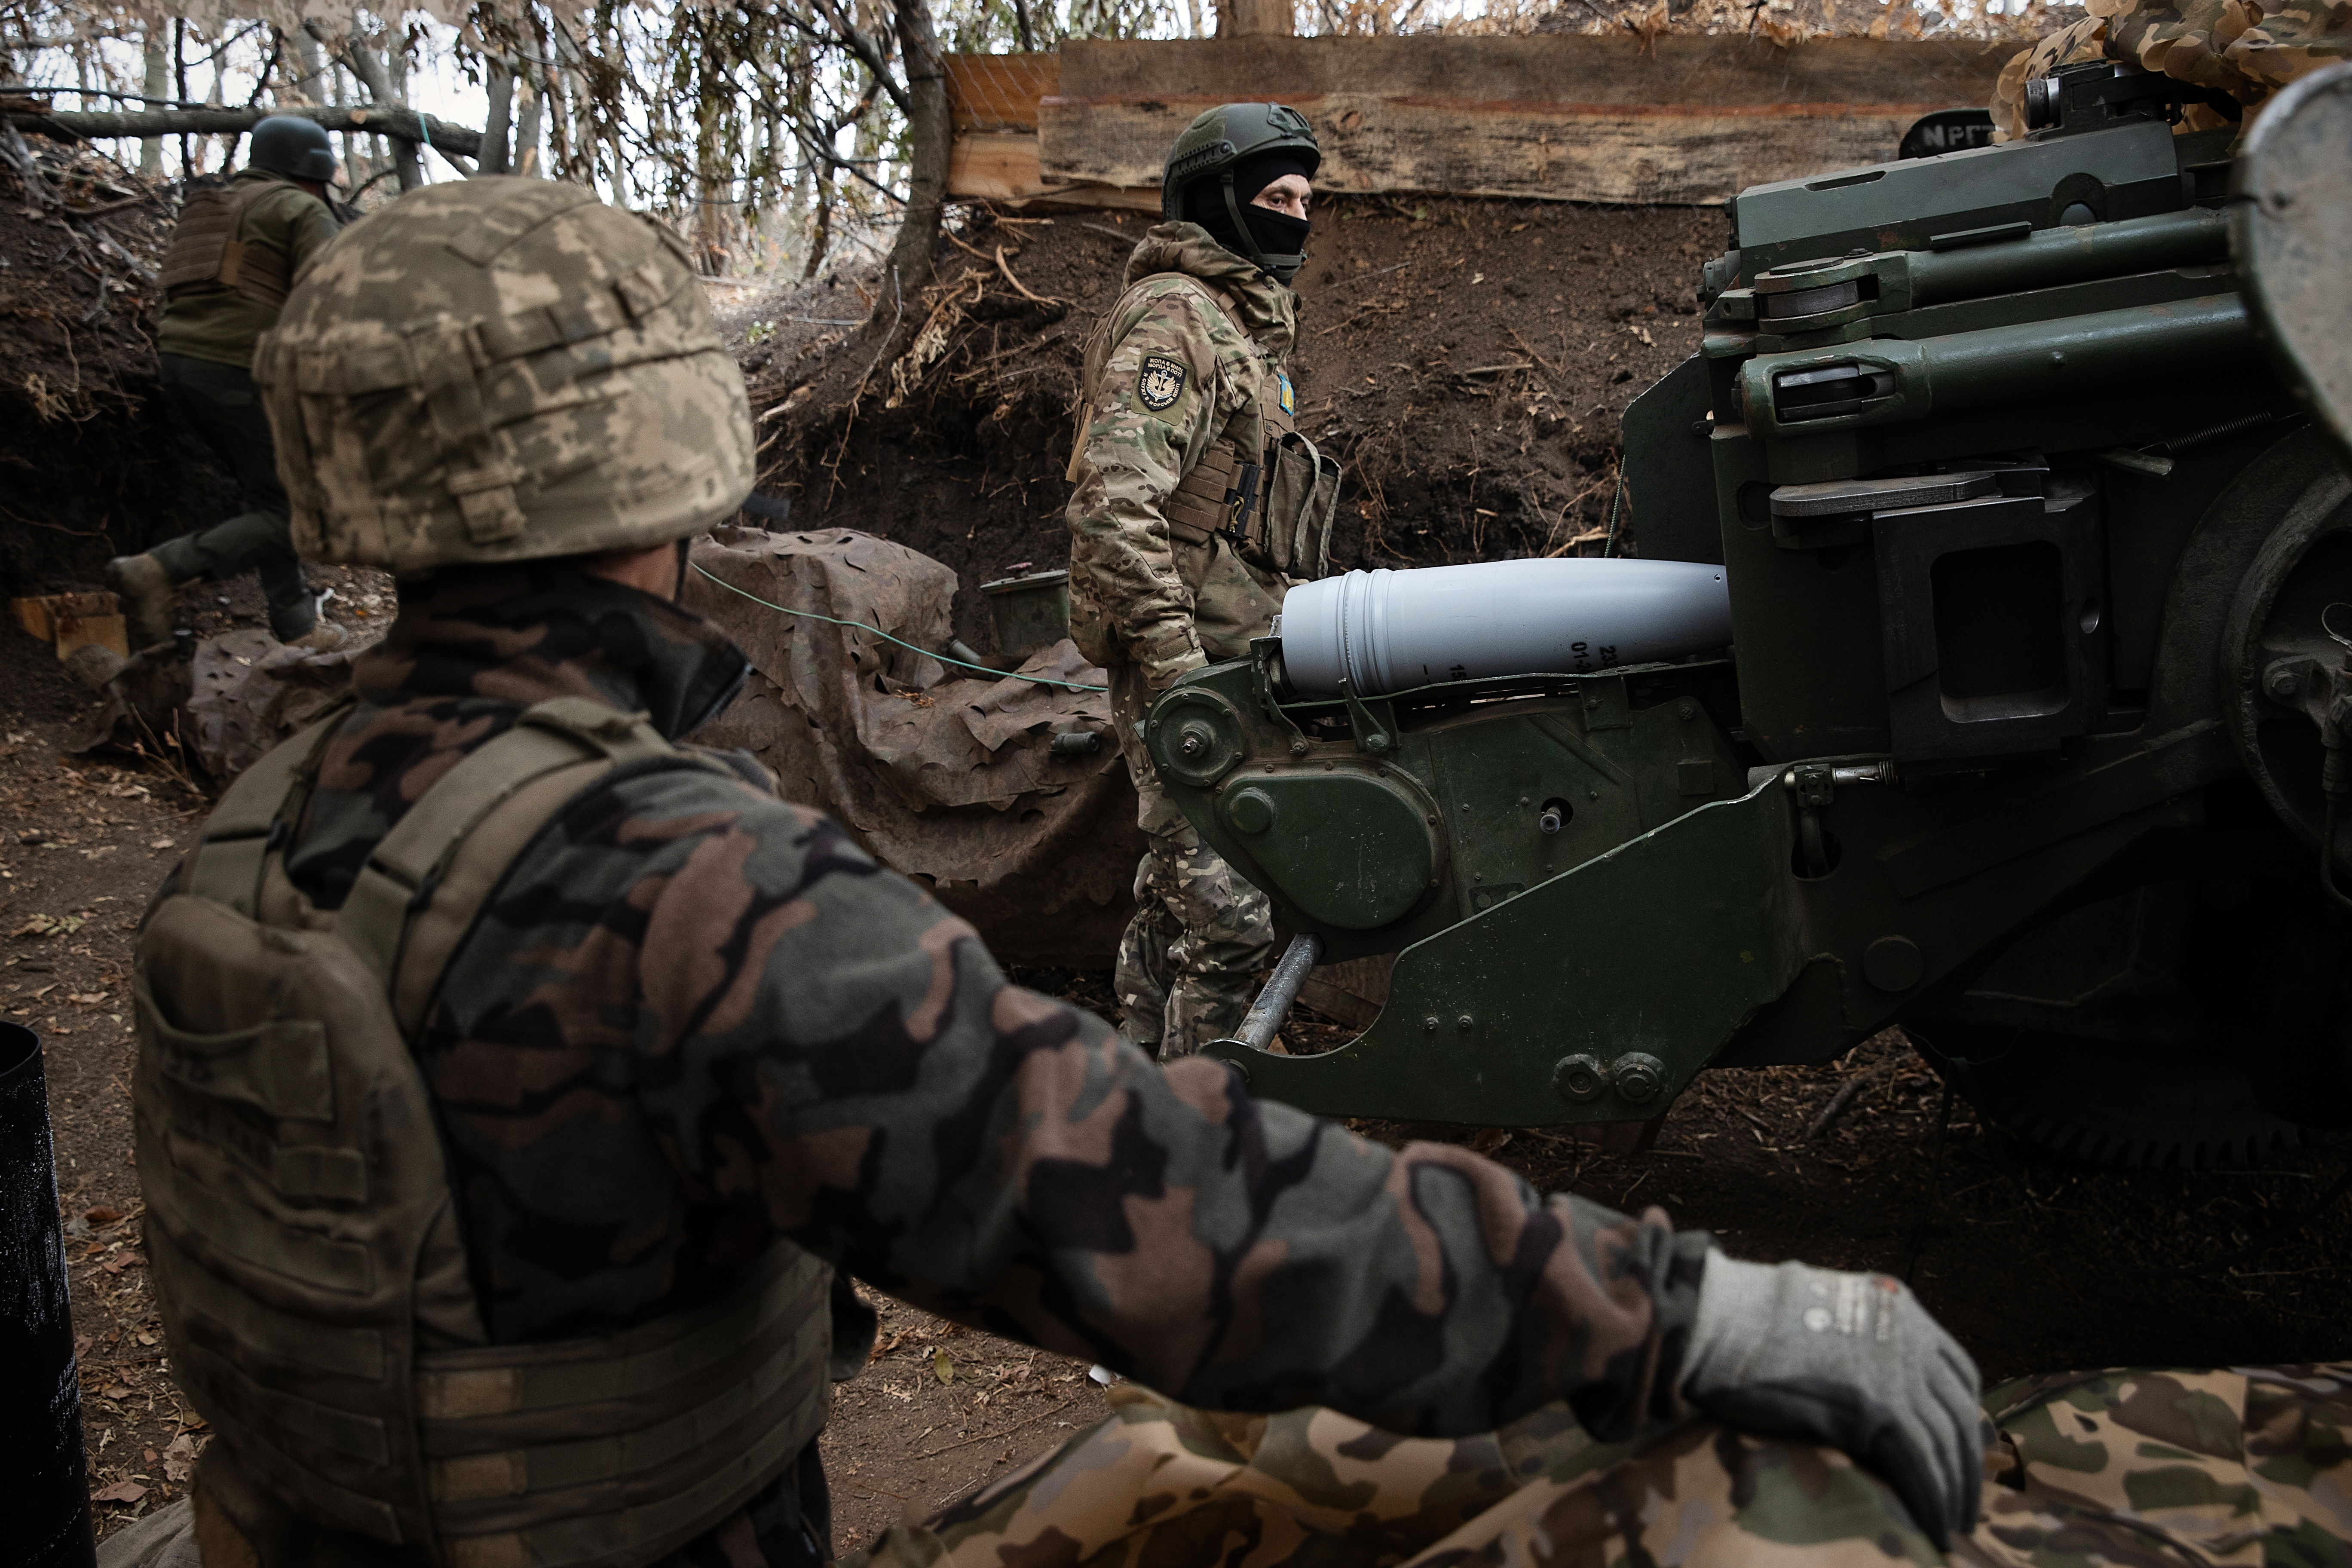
1229, 934, 1324, 1054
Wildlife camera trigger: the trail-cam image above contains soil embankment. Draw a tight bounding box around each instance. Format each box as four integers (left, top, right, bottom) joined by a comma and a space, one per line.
740, 199, 1721, 653
0, 150, 231, 601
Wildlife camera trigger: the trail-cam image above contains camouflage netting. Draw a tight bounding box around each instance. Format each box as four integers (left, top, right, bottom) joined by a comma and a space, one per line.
680, 526, 1142, 966
78, 526, 1141, 964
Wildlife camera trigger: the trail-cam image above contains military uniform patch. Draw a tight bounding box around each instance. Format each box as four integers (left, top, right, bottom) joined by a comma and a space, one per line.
1138, 354, 1188, 413
1277, 371, 1295, 416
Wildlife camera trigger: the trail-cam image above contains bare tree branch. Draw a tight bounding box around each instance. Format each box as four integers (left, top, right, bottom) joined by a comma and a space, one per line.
803, 0, 910, 114
10, 103, 482, 162
306, 20, 424, 189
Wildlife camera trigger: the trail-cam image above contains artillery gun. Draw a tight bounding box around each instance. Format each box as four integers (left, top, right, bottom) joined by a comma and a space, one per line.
1144, 60, 2352, 1165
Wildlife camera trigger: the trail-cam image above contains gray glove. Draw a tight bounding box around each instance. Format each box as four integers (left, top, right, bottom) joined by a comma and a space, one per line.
1680, 1251, 1985, 1548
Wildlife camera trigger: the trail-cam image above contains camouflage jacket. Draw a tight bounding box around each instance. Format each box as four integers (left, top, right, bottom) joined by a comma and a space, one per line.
1065, 224, 1297, 688
1991, 0, 2348, 140
241, 565, 1709, 1562
156, 170, 340, 370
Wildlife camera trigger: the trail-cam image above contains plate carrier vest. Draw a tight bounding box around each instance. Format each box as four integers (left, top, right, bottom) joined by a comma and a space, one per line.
132, 696, 835, 1567
1074, 272, 1342, 583
159, 176, 307, 309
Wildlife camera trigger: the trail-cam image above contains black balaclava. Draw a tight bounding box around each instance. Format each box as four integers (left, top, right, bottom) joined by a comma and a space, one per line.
1184, 150, 1312, 284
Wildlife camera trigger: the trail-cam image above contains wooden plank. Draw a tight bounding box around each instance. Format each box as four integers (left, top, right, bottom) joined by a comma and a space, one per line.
53, 612, 127, 662
1039, 91, 1963, 205
1057, 34, 2014, 108
948, 126, 1161, 210
951, 130, 1047, 199
944, 53, 1060, 132
12, 592, 126, 660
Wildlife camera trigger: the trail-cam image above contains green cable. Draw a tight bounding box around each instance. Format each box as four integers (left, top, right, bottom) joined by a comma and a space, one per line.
689, 560, 1109, 693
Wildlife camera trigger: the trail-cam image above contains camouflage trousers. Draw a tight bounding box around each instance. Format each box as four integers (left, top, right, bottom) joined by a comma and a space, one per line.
850, 1364, 2352, 1568
1109, 663, 1276, 1060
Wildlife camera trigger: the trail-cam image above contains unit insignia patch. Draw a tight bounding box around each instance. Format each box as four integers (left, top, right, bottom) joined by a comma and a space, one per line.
1138, 354, 1188, 412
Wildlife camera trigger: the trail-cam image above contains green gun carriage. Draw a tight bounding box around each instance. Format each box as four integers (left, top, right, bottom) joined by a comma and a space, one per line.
1144, 60, 2352, 1165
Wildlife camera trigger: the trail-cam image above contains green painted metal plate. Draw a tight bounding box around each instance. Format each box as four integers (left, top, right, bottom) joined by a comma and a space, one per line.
1208, 779, 1801, 1124
1220, 773, 1434, 930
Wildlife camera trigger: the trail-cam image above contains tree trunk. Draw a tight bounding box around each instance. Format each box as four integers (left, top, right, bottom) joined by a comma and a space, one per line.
481, 61, 513, 175
514, 79, 543, 177
872, 0, 948, 346
1217, 0, 1295, 34
318, 25, 426, 190
291, 28, 327, 101
384, 32, 423, 187
139, 33, 166, 177
10, 105, 483, 165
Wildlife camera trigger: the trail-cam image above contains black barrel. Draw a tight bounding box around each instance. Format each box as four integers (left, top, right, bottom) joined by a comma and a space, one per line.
1, 1021, 98, 1568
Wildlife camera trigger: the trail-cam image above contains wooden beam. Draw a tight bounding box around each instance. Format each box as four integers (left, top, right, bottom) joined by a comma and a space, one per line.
946, 129, 1160, 209
950, 36, 2016, 208
944, 53, 1060, 132
950, 130, 1047, 199
1056, 34, 2015, 107
1039, 90, 1975, 205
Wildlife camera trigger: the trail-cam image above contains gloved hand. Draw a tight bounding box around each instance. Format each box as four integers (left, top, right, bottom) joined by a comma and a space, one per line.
1680, 1251, 1985, 1548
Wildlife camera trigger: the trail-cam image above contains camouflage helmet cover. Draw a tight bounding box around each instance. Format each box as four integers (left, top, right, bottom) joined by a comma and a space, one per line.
253, 177, 753, 574
247, 113, 339, 183
1159, 103, 1323, 224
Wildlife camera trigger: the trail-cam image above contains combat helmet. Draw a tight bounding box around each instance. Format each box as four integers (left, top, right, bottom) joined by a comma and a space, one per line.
246, 114, 339, 183
253, 177, 753, 574
1161, 103, 1321, 281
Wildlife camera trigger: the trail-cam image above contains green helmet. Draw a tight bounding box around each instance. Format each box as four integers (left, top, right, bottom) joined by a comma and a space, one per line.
1160, 103, 1321, 278
246, 114, 339, 184
253, 178, 753, 575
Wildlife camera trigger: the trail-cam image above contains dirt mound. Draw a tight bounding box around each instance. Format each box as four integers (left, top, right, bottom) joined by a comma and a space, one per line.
742, 199, 1722, 655
0, 142, 236, 600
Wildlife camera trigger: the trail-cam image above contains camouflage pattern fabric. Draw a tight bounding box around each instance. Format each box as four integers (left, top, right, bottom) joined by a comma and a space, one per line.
1064, 223, 1296, 689
852, 1364, 2352, 1568
154, 169, 338, 369
1109, 662, 1277, 1057
254, 177, 753, 576
193, 560, 1712, 1565
1069, 226, 1299, 1053
1993, 0, 2351, 140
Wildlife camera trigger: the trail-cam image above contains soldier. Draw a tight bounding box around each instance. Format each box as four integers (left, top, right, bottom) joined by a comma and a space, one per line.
1064, 103, 1342, 1062
1990, 0, 2349, 141
851, 1361, 2352, 1568
119, 179, 1980, 1568
108, 115, 346, 655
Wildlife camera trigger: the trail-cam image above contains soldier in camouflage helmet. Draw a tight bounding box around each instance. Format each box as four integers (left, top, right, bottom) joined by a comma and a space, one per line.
1066, 103, 1345, 1062
123, 178, 1987, 1568
108, 115, 347, 654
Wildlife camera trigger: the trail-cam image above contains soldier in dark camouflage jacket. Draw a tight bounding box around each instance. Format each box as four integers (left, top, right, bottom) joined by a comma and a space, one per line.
126, 181, 1986, 1568
235, 555, 1721, 1562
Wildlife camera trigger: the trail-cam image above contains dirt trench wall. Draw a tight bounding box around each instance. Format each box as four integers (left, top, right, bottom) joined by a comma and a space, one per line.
0, 159, 242, 600
747, 199, 1725, 657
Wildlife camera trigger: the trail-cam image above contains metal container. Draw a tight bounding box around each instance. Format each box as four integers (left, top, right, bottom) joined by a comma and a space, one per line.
1, 1022, 97, 1568
980, 568, 1072, 661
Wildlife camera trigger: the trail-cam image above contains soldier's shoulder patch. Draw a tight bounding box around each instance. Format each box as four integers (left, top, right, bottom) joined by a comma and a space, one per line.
1277, 370, 1296, 416
1137, 354, 1188, 413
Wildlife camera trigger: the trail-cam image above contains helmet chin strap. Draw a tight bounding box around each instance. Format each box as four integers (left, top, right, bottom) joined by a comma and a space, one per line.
1219, 171, 1305, 284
